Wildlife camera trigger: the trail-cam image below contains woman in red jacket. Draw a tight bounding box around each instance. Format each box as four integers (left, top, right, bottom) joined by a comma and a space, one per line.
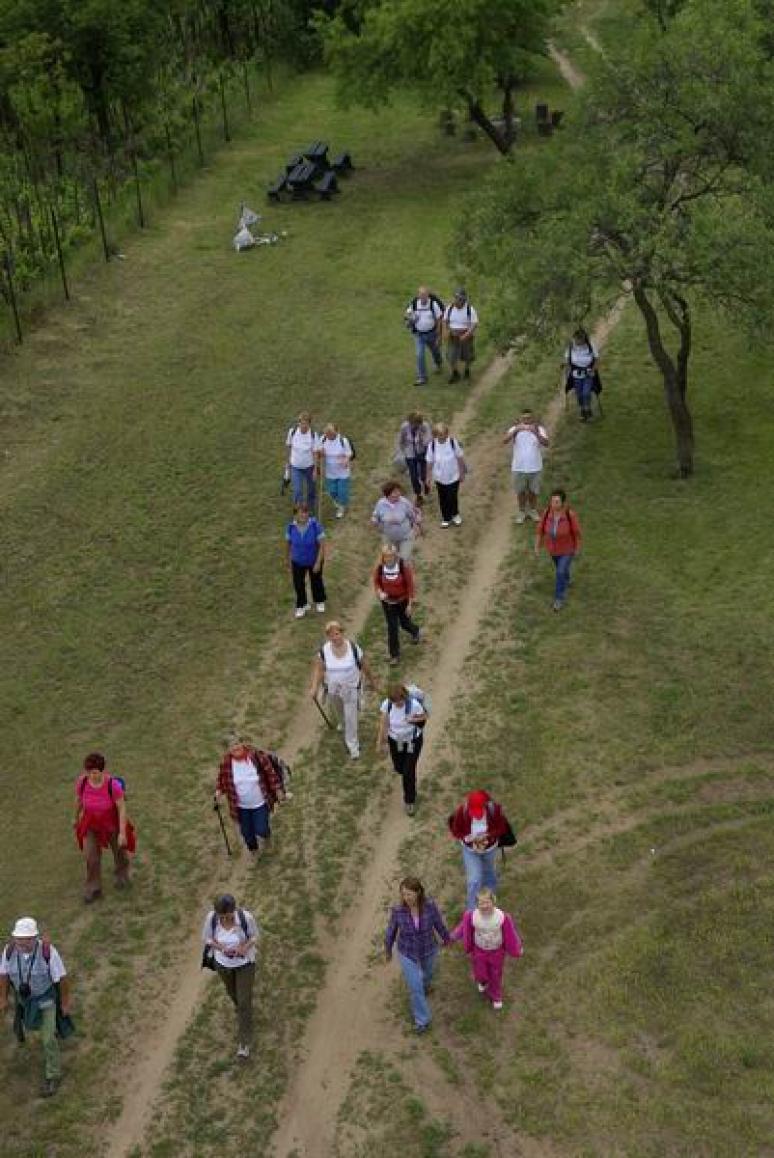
448, 790, 509, 910
534, 488, 582, 612
373, 543, 421, 665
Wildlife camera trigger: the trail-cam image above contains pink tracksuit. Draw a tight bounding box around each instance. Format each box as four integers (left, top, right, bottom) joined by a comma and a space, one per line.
451, 907, 523, 1003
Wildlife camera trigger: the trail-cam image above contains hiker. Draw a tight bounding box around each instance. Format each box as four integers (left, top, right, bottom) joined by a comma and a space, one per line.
385, 877, 451, 1033
396, 411, 433, 504
285, 411, 320, 505
425, 423, 466, 527
564, 327, 600, 421
201, 894, 260, 1060
504, 410, 549, 523
534, 488, 582, 612
0, 917, 71, 1097
318, 423, 354, 519
309, 620, 377, 760
376, 682, 429, 815
444, 288, 478, 382
371, 480, 420, 560
373, 543, 421, 663
74, 752, 133, 903
450, 887, 523, 1011
448, 790, 511, 910
214, 738, 289, 857
286, 502, 327, 618
405, 286, 444, 385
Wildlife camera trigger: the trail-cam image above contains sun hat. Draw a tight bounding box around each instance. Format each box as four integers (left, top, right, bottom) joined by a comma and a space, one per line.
12, 917, 39, 938
467, 790, 490, 819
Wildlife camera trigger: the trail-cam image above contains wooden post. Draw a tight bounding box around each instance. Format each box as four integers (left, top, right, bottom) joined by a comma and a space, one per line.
2, 252, 23, 344
219, 73, 231, 142
92, 178, 110, 262
192, 95, 204, 164
50, 205, 70, 301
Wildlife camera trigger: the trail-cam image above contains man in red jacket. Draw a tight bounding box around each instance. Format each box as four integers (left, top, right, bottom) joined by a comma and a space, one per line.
534, 488, 582, 612
449, 790, 509, 910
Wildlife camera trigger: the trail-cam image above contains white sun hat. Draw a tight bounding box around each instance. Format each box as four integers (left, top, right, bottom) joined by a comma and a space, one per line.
12, 917, 39, 938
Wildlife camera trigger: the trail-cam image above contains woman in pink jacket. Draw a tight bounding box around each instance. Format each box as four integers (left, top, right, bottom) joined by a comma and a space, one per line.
451, 887, 523, 1010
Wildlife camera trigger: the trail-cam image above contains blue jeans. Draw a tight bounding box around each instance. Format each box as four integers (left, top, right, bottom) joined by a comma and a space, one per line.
573, 372, 594, 410
552, 554, 573, 604
398, 950, 437, 1028
325, 476, 350, 507
291, 465, 316, 507
238, 805, 270, 851
461, 844, 499, 911
406, 454, 427, 498
414, 332, 441, 382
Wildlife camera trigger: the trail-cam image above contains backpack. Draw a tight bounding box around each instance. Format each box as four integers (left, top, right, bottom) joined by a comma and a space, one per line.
539, 508, 577, 550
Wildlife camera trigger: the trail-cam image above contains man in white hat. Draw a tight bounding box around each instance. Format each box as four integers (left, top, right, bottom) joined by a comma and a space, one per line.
0, 918, 70, 1097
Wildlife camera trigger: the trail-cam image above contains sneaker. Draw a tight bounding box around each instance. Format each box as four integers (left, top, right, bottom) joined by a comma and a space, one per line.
40, 1078, 60, 1098
294, 607, 306, 619
492, 1001, 504, 1011
440, 520, 450, 528
316, 603, 326, 613
237, 1044, 250, 1059
405, 803, 416, 816
448, 371, 460, 383
515, 511, 526, 524
452, 514, 462, 526
552, 600, 563, 612
477, 981, 488, 994
527, 508, 540, 522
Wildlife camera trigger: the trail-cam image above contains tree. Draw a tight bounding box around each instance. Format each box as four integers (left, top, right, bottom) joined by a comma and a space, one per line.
458, 0, 774, 475
319, 0, 557, 154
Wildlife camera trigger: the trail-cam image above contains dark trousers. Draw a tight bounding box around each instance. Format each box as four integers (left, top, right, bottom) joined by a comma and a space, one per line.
382, 600, 419, 658
388, 734, 423, 804
291, 561, 326, 608
406, 455, 428, 498
436, 480, 460, 522
217, 962, 255, 1046
238, 805, 270, 851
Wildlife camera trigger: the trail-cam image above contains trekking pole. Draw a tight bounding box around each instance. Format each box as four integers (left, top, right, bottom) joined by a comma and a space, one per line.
312, 694, 336, 730
213, 797, 232, 856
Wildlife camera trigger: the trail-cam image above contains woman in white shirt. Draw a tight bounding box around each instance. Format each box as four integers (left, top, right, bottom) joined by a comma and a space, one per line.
376, 683, 428, 815
309, 620, 377, 760
319, 424, 354, 519
285, 411, 320, 506
201, 894, 260, 1059
425, 424, 466, 527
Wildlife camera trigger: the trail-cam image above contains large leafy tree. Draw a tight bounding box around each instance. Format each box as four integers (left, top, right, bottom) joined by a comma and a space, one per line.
458, 0, 774, 475
319, 0, 558, 154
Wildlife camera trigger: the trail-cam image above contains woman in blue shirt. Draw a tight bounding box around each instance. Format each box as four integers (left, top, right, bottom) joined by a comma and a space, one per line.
285, 504, 327, 618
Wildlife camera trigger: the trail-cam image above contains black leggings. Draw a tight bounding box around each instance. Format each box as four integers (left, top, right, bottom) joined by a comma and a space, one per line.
388, 734, 423, 804
382, 600, 419, 658
292, 562, 326, 608
436, 480, 460, 522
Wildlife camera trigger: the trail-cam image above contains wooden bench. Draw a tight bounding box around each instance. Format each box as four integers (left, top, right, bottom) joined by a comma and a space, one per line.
314, 171, 339, 200
267, 175, 287, 201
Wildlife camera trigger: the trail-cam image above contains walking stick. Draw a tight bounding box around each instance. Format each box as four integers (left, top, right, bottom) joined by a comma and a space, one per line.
312, 694, 336, 730
213, 797, 232, 856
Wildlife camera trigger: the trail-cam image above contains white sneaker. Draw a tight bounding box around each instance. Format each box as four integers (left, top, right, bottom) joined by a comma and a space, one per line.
515, 511, 526, 524
316, 603, 326, 613
452, 514, 462, 526
237, 1044, 250, 1058
440, 520, 450, 528
294, 607, 306, 619
527, 508, 540, 522
492, 1001, 504, 1011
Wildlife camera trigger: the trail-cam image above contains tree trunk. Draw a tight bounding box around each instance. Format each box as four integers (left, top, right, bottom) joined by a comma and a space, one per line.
632, 281, 695, 476
461, 92, 511, 155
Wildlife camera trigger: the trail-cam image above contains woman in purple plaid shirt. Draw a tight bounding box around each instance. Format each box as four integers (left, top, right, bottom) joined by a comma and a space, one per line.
385, 876, 451, 1033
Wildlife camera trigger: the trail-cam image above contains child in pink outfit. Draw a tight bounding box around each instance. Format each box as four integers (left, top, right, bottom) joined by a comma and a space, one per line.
451, 888, 523, 1009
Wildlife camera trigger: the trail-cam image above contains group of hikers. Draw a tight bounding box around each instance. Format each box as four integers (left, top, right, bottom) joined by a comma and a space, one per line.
5, 285, 598, 1091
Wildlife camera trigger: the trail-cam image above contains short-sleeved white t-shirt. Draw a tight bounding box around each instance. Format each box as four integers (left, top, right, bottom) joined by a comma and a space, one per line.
508, 426, 547, 473
286, 427, 320, 469
445, 304, 479, 333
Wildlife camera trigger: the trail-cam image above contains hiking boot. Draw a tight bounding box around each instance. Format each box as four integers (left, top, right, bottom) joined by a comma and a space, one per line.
527, 508, 540, 522
452, 514, 462, 526
448, 370, 460, 383
515, 511, 526, 524
40, 1078, 60, 1098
